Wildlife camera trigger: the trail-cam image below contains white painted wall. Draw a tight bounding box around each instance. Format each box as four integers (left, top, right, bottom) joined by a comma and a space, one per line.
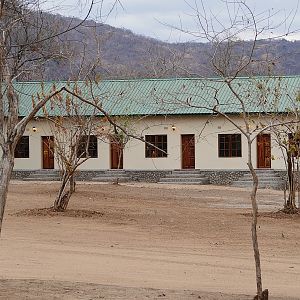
13, 115, 286, 170
123, 115, 285, 170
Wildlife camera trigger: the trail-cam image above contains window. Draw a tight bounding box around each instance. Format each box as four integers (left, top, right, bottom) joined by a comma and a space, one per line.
14, 136, 29, 158
145, 135, 167, 158
77, 135, 98, 158
218, 134, 241, 157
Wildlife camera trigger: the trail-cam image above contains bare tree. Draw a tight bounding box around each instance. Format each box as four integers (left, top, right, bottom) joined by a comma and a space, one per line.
273, 126, 299, 212
44, 91, 99, 211
179, 77, 300, 300
271, 92, 300, 213
164, 1, 299, 299
46, 78, 168, 210
0, 0, 124, 234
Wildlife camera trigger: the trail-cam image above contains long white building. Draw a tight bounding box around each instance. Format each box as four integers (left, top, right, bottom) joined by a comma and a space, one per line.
13, 76, 300, 172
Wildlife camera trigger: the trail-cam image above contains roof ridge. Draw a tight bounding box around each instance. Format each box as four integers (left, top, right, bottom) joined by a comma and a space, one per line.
13, 75, 300, 85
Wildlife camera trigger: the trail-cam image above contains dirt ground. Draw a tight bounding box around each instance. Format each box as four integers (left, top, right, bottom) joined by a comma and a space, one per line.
0, 181, 299, 300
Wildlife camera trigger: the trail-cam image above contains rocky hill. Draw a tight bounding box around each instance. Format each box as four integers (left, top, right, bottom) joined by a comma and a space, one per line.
28, 14, 300, 81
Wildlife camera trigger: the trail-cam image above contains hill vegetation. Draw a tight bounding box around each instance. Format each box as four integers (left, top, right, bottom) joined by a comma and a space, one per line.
23, 14, 300, 81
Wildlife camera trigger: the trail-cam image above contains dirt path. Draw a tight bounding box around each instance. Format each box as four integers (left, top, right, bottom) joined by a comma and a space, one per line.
0, 181, 299, 299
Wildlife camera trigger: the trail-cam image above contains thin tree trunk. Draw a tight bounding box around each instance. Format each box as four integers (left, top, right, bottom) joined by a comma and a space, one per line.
118, 150, 121, 169
69, 174, 75, 193
54, 171, 76, 211
118, 145, 123, 169
297, 159, 300, 209
286, 154, 296, 211
54, 172, 70, 211
0, 154, 14, 236
247, 139, 266, 300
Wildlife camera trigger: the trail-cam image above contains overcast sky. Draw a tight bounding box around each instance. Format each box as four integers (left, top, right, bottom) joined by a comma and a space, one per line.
44, 0, 300, 42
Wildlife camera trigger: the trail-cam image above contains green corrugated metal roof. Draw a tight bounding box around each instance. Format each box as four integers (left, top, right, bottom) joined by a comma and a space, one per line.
13, 75, 300, 117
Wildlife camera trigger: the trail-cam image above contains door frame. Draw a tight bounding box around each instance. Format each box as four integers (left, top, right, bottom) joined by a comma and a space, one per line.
181, 134, 195, 169
42, 136, 55, 169
110, 141, 124, 169
257, 133, 271, 169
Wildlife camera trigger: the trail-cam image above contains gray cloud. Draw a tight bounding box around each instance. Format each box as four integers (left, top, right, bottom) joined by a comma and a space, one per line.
42, 0, 300, 41
105, 0, 300, 41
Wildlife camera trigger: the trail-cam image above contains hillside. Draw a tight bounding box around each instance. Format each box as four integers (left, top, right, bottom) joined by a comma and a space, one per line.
28, 14, 300, 81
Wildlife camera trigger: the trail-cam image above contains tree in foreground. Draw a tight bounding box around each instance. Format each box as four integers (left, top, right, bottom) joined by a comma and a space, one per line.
47, 80, 161, 211
44, 88, 100, 211
0, 0, 123, 234
271, 91, 300, 213
167, 1, 299, 298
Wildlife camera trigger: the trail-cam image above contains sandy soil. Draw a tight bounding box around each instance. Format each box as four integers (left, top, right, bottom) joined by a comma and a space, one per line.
0, 181, 299, 299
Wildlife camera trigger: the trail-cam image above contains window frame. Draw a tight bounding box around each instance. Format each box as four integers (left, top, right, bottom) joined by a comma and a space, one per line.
14, 136, 30, 158
218, 134, 242, 158
77, 135, 98, 158
145, 134, 168, 158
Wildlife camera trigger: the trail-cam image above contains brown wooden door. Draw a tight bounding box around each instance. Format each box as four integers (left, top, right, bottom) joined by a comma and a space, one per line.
181, 134, 195, 169
111, 142, 123, 169
42, 136, 54, 169
257, 134, 271, 168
